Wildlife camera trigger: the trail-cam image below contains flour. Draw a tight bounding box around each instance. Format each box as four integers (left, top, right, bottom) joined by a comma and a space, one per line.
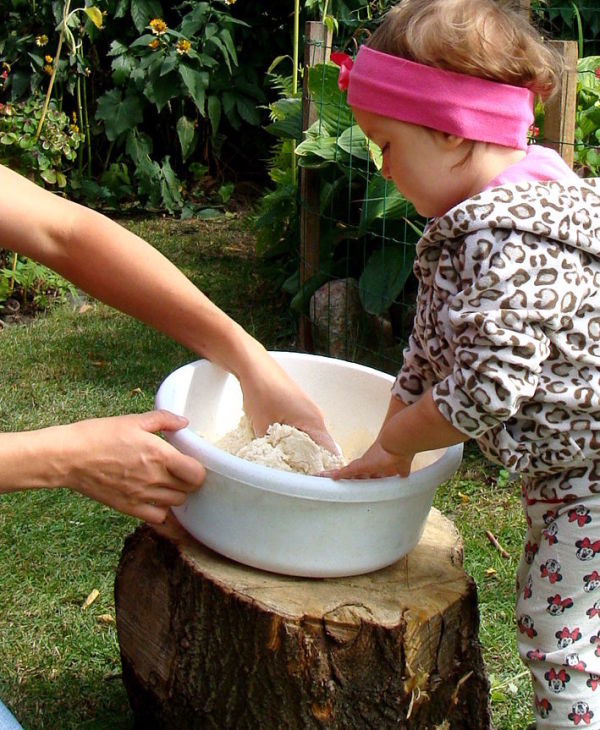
214, 415, 345, 475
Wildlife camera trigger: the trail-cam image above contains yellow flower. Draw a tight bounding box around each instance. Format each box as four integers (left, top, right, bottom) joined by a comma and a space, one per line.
148, 39, 160, 49
44, 55, 53, 64
70, 123, 79, 133
35, 35, 49, 47
72, 111, 77, 123
149, 18, 167, 35
43, 64, 53, 75
224, 0, 237, 4
175, 39, 191, 55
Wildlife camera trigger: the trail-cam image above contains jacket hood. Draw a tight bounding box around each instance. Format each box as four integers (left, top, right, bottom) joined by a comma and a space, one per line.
423, 178, 600, 257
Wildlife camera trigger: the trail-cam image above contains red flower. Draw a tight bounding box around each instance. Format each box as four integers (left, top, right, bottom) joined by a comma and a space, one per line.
331, 52, 353, 91
595, 67, 600, 80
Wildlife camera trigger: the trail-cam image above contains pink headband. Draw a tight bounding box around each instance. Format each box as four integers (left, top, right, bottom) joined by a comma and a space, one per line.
332, 46, 534, 150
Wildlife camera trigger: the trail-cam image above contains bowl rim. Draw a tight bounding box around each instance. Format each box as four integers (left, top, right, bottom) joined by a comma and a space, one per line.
156, 353, 463, 503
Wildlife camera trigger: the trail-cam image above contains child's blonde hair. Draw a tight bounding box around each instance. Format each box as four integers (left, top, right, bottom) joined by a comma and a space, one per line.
366, 0, 562, 101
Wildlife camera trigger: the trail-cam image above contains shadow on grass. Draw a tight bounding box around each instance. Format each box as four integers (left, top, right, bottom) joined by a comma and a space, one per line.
4, 670, 134, 730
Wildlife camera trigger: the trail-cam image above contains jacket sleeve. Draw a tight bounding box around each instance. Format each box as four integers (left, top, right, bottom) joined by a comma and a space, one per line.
431, 229, 588, 438
392, 328, 437, 403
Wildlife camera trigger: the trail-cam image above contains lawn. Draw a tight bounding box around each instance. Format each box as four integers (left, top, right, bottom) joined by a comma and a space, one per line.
0, 212, 531, 729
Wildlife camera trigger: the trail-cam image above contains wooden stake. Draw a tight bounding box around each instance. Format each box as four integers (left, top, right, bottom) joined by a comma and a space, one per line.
299, 22, 331, 350
543, 40, 578, 169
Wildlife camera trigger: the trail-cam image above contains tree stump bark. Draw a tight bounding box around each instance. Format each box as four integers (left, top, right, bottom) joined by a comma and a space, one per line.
115, 508, 492, 730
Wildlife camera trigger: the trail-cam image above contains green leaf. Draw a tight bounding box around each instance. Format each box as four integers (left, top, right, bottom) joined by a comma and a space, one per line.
219, 28, 238, 66
197, 207, 223, 219
108, 40, 129, 57
359, 246, 415, 315
159, 156, 183, 212
218, 182, 234, 203
111, 54, 136, 86
577, 56, 600, 93
144, 70, 180, 111
40, 169, 57, 185
307, 63, 353, 133
266, 98, 302, 140
222, 91, 236, 117
160, 52, 179, 76
206, 34, 232, 73
129, 34, 159, 49
179, 65, 208, 114
295, 135, 339, 165
115, 0, 130, 19
131, 0, 163, 34
290, 272, 330, 315
337, 125, 371, 161
176, 115, 196, 162
207, 95, 221, 137
180, 3, 210, 37
126, 129, 153, 165
359, 176, 418, 232
96, 89, 143, 141
235, 97, 261, 126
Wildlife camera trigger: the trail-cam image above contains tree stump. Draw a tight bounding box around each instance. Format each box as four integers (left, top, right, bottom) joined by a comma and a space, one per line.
115, 508, 492, 730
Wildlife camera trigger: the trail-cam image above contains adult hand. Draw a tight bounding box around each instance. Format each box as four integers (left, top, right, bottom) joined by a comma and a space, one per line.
62, 410, 204, 523
240, 355, 339, 455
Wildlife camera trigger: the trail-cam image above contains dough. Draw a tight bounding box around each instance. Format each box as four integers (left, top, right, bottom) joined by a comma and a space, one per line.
214, 415, 345, 475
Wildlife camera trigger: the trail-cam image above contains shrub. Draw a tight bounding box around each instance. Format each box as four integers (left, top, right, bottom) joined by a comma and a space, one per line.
0, 95, 82, 187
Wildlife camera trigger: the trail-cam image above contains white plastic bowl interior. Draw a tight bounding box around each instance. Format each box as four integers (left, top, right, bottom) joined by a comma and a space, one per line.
155, 352, 463, 577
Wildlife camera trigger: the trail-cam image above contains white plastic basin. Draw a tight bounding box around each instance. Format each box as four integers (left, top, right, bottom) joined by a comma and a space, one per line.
155, 352, 463, 577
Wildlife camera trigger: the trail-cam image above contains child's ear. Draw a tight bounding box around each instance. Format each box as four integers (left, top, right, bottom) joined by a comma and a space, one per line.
441, 133, 466, 149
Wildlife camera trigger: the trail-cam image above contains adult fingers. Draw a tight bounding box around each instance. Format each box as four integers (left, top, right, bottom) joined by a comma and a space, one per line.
164, 448, 205, 490
129, 502, 171, 525
140, 485, 190, 507
300, 426, 340, 456
138, 409, 189, 434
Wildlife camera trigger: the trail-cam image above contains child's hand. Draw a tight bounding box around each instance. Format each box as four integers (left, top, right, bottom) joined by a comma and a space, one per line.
62, 410, 205, 523
323, 439, 414, 479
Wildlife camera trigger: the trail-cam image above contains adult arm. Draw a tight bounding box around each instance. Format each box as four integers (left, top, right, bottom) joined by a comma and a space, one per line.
0, 164, 335, 449
0, 411, 205, 523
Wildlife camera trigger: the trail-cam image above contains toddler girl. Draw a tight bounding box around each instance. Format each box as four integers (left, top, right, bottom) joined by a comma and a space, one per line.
328, 0, 600, 727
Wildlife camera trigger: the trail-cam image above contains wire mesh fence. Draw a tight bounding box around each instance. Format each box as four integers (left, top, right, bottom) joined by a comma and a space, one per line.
296, 3, 600, 374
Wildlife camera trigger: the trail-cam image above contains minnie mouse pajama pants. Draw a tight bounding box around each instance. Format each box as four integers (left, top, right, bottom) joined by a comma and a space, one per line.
516, 475, 600, 729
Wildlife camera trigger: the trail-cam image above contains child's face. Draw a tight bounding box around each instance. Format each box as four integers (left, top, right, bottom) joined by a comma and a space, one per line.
352, 108, 474, 217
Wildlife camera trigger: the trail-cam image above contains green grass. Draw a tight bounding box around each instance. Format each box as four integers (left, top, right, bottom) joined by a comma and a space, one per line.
435, 447, 532, 729
0, 212, 532, 729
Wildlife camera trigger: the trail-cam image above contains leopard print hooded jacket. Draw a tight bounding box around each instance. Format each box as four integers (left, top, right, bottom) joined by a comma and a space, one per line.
392, 179, 600, 497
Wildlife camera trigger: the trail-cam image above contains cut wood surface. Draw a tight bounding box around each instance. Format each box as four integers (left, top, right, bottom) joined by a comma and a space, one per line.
115, 508, 492, 729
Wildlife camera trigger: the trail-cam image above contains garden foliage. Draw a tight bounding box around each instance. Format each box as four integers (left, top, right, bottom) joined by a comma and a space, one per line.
0, 0, 272, 213
256, 2, 600, 334
575, 55, 600, 175
1, 1, 600, 330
